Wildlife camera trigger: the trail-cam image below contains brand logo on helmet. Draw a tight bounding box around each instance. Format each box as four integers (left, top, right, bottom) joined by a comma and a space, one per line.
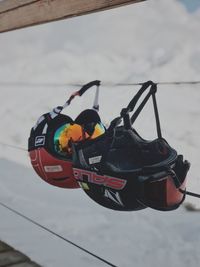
44, 165, 63, 173
104, 189, 124, 206
73, 168, 127, 190
89, 155, 102, 164
35, 136, 45, 146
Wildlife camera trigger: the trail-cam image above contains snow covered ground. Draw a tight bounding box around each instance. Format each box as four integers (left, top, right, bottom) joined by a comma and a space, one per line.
0, 0, 200, 266
1, 158, 200, 267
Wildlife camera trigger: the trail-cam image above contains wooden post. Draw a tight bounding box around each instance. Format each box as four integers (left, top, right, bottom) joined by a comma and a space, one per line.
0, 0, 146, 33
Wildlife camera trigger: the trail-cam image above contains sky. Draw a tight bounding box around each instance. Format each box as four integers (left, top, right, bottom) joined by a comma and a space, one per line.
179, 0, 200, 12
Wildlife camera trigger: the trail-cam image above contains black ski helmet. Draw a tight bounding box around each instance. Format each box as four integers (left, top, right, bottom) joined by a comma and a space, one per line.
72, 81, 190, 211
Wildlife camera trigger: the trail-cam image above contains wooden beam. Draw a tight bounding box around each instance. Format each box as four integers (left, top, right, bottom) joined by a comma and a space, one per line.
0, 1, 37, 13
0, 0, 146, 33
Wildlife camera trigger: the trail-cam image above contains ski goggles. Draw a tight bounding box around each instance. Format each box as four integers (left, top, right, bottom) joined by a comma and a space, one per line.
54, 122, 105, 155
137, 170, 187, 211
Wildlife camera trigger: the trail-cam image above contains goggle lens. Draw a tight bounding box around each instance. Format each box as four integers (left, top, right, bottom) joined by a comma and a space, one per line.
139, 175, 186, 210
54, 122, 105, 155
90, 122, 105, 139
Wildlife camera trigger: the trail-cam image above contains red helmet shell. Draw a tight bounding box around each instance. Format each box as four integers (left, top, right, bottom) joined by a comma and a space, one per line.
29, 148, 79, 188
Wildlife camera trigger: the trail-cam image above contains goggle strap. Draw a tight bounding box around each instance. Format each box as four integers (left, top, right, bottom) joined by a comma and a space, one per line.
143, 170, 174, 183
141, 168, 182, 188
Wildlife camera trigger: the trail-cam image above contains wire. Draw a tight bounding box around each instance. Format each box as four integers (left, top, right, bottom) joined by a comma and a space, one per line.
0, 200, 119, 267
0, 81, 86, 88
115, 81, 200, 86
0, 141, 118, 266
0, 80, 200, 87
0, 142, 27, 151
180, 189, 200, 199
0, 81, 81, 87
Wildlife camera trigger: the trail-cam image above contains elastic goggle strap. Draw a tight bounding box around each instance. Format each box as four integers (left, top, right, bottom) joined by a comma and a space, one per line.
50, 80, 101, 118
140, 168, 180, 186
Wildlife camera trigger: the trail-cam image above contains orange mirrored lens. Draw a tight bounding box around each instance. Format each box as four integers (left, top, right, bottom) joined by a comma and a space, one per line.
58, 124, 85, 152
55, 122, 105, 154
90, 122, 105, 139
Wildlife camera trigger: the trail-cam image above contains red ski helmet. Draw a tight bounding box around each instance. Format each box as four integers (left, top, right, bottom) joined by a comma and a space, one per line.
29, 148, 76, 188
28, 113, 79, 188
28, 80, 105, 188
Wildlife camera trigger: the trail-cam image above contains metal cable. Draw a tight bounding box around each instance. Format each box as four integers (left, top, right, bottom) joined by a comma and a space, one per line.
0, 200, 118, 267
0, 80, 200, 87
0, 142, 27, 151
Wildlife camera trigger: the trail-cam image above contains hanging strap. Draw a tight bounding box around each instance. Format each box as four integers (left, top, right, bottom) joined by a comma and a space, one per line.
125, 80, 154, 113
107, 81, 154, 132
66, 80, 101, 106
119, 81, 162, 139
49, 80, 101, 118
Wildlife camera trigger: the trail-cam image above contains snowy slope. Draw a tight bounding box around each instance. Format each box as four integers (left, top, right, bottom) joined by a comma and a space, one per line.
1, 158, 200, 267
0, 0, 200, 266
